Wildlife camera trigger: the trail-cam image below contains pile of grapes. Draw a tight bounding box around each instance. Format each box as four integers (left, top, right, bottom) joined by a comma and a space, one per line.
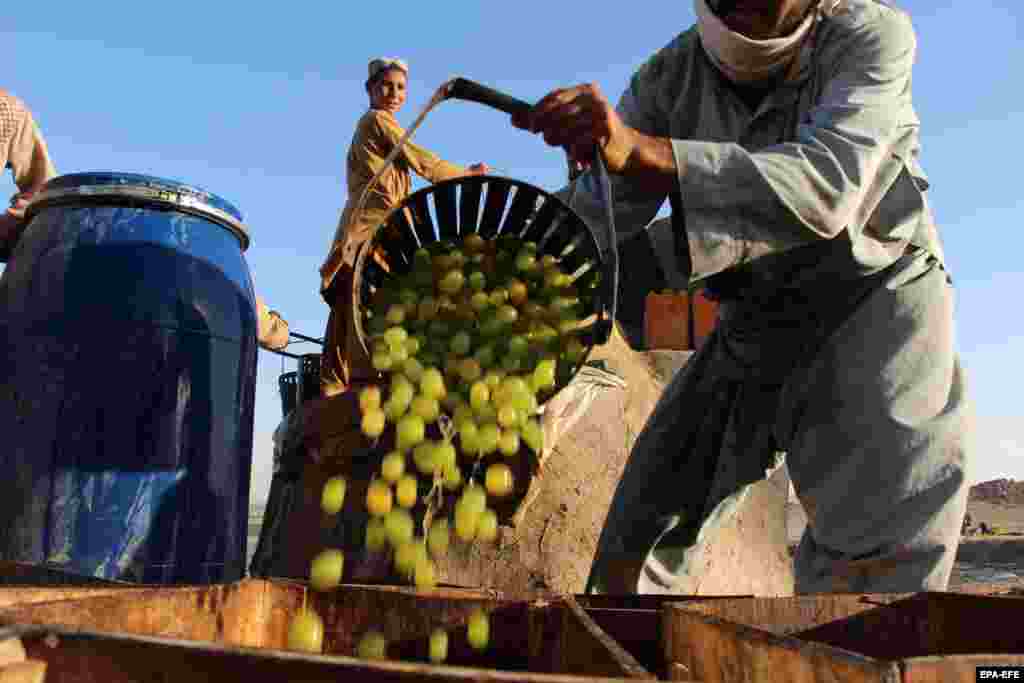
286, 230, 596, 662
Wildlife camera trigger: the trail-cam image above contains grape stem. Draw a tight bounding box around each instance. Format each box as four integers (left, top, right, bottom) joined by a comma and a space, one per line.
422, 475, 443, 537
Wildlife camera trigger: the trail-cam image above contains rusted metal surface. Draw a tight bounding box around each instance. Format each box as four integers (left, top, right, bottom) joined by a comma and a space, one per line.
0, 580, 658, 681
664, 593, 1024, 682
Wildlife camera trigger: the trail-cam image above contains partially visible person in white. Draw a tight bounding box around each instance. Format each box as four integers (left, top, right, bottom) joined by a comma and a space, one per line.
0, 89, 57, 261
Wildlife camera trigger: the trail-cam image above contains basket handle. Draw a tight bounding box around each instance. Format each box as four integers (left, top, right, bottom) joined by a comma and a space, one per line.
445, 78, 533, 118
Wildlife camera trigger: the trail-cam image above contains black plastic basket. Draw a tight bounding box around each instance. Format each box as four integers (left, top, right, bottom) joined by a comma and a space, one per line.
351, 174, 614, 402
277, 371, 299, 417
297, 353, 322, 406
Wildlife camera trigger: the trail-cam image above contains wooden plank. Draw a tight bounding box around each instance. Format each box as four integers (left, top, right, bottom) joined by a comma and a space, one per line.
0, 587, 133, 610
663, 603, 901, 683
672, 594, 914, 636
0, 581, 654, 679
0, 639, 25, 667
8, 625, 647, 683
0, 660, 45, 683
666, 594, 1024, 683
902, 654, 1024, 683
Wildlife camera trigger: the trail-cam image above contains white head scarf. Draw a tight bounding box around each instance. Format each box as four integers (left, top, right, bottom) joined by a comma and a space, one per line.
694, 0, 842, 84
367, 57, 409, 83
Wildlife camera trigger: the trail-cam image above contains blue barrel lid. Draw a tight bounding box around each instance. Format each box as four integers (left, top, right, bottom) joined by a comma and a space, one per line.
29, 172, 250, 250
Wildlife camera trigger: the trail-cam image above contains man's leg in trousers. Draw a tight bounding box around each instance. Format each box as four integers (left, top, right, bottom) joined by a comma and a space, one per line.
781, 255, 973, 594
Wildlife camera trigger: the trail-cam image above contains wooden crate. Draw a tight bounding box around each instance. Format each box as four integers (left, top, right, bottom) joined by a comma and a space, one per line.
0, 561, 144, 611
575, 594, 750, 680
0, 579, 657, 682
643, 292, 718, 351
664, 593, 1024, 682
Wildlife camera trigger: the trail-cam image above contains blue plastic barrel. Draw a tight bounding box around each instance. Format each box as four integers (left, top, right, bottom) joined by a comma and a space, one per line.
0, 173, 258, 584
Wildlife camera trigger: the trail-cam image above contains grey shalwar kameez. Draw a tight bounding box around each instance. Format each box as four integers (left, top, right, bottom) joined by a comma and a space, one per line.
569, 0, 973, 594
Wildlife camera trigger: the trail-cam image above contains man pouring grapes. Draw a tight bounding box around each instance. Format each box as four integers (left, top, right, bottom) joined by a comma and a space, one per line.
512, 0, 973, 594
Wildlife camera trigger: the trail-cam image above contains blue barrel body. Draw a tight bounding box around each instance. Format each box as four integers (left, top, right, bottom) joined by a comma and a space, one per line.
0, 173, 258, 584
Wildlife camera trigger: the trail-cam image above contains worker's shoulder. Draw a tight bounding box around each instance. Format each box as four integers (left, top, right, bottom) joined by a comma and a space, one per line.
631, 28, 699, 86
822, 0, 917, 54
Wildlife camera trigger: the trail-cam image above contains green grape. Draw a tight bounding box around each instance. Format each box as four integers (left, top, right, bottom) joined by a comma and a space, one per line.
410, 395, 440, 422
473, 343, 496, 369
414, 557, 437, 589
496, 304, 518, 325
476, 509, 499, 543
463, 233, 486, 253
396, 414, 426, 451
443, 465, 464, 491
371, 351, 393, 372
469, 381, 490, 413
396, 475, 418, 508
498, 429, 520, 457
398, 288, 418, 306
384, 508, 415, 547
450, 331, 472, 357
365, 517, 388, 551
427, 519, 450, 558
507, 335, 529, 356
533, 359, 557, 390
381, 451, 405, 483
500, 377, 532, 399
321, 475, 347, 515
402, 357, 425, 383
439, 269, 465, 295
462, 484, 487, 514
485, 463, 514, 497
477, 423, 500, 455
470, 291, 491, 312
287, 609, 324, 654
517, 250, 541, 274
468, 271, 487, 292
475, 400, 497, 423
366, 480, 393, 516
429, 629, 449, 664
356, 631, 389, 660
454, 500, 480, 542
521, 418, 543, 454
390, 344, 409, 364
413, 441, 439, 475
420, 368, 446, 400
358, 386, 382, 414
508, 278, 528, 306
467, 609, 490, 651
384, 326, 408, 347
484, 370, 504, 389
453, 402, 476, 426
434, 441, 458, 473
362, 408, 387, 439
309, 548, 344, 592
496, 404, 520, 429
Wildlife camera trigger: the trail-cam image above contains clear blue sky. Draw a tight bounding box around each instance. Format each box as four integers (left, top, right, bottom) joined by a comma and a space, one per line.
3, 1, 1022, 506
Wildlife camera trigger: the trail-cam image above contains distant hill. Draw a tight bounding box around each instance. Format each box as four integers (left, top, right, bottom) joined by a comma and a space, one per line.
970, 479, 1024, 505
